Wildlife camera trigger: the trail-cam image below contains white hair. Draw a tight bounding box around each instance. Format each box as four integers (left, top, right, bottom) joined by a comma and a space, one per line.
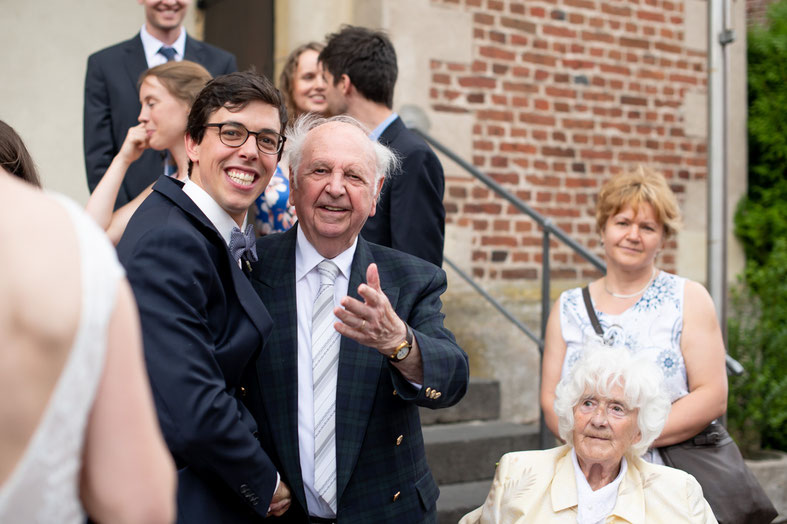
284, 113, 399, 201
553, 345, 671, 458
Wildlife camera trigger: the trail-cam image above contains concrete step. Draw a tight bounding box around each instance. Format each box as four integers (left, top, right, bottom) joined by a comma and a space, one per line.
424, 420, 539, 485
420, 378, 500, 425
436, 480, 491, 524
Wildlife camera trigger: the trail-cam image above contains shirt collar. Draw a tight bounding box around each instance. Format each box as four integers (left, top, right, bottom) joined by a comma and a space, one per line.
369, 112, 398, 141
182, 177, 244, 246
295, 225, 356, 282
140, 24, 186, 65
572, 448, 627, 524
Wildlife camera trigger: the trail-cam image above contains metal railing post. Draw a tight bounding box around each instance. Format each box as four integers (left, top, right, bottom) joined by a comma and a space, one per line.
539, 223, 555, 449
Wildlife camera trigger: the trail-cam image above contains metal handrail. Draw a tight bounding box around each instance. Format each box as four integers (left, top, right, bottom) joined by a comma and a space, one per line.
405, 114, 742, 449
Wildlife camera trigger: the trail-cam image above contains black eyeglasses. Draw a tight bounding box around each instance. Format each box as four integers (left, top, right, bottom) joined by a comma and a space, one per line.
204, 122, 286, 155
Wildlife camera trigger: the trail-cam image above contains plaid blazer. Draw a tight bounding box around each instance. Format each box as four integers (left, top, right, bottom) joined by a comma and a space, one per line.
246, 226, 469, 523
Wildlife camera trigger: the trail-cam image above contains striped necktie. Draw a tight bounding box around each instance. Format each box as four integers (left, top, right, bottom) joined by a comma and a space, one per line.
312, 259, 340, 513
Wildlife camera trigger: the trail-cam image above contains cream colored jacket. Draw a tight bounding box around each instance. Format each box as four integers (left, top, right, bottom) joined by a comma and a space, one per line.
460, 445, 716, 524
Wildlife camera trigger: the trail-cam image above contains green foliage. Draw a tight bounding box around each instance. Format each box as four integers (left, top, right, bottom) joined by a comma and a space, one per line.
747, 0, 787, 191
735, 182, 787, 268
728, 0, 787, 453
726, 240, 787, 454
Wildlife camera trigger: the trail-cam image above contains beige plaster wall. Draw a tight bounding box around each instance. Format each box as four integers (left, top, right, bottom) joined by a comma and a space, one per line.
0, 2, 198, 204
677, 0, 747, 285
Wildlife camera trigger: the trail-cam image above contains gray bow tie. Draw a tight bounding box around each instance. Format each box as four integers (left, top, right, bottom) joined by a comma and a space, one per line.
229, 224, 258, 264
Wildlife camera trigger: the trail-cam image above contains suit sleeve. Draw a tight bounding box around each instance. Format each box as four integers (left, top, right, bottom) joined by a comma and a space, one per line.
388, 147, 445, 266
124, 227, 277, 516
389, 264, 469, 407
83, 53, 116, 194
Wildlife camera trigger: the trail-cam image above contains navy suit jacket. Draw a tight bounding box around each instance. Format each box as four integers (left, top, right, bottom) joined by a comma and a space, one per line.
362, 116, 446, 266
245, 226, 469, 523
83, 33, 236, 208
117, 176, 276, 523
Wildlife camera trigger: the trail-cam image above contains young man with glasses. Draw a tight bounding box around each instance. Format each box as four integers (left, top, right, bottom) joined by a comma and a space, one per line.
116, 71, 291, 523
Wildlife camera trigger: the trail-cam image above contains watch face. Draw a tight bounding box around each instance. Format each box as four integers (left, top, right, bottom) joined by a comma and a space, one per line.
396, 346, 410, 361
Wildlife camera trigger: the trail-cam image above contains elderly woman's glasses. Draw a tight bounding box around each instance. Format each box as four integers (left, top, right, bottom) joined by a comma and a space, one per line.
204, 122, 286, 155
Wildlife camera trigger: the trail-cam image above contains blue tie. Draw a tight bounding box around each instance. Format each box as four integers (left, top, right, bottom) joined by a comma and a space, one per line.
158, 46, 177, 62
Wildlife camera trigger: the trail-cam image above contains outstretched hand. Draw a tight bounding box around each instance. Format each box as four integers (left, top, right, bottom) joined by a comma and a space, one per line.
334, 263, 407, 356
118, 123, 149, 165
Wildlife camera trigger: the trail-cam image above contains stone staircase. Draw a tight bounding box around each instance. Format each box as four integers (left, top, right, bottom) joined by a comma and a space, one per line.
421, 378, 539, 523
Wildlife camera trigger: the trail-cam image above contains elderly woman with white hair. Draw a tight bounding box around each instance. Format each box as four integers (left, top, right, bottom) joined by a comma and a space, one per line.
461, 346, 716, 523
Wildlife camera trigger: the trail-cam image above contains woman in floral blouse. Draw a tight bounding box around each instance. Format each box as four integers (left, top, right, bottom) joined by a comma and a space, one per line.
254, 42, 327, 235
540, 166, 728, 465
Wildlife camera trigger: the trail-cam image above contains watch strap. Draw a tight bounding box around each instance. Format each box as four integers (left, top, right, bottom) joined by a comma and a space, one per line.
389, 323, 413, 361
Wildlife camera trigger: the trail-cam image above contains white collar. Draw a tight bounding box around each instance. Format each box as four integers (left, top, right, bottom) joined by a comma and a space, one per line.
182, 177, 244, 246
295, 225, 356, 282
572, 448, 627, 524
140, 24, 187, 66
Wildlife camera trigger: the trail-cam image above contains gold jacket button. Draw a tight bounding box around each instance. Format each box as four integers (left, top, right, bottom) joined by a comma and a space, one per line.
435, 391, 441, 399
396, 435, 404, 446
240, 386, 247, 397
392, 491, 401, 502
425, 387, 432, 396
393, 389, 398, 396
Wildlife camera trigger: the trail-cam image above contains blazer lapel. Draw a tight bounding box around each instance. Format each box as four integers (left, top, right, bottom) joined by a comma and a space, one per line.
610, 458, 646, 523
184, 35, 205, 65
123, 34, 148, 92
251, 228, 307, 510
550, 447, 578, 513
335, 238, 399, 501
154, 176, 272, 340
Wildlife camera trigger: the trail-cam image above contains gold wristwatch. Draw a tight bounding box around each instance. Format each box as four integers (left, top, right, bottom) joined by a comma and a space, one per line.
389, 323, 413, 362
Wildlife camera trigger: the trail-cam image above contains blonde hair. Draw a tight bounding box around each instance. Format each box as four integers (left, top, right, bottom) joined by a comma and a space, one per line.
138, 60, 212, 106
595, 166, 682, 239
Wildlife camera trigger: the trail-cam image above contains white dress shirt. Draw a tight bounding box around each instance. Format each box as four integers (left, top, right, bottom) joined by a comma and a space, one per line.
140, 24, 186, 67
182, 178, 240, 245
295, 226, 357, 518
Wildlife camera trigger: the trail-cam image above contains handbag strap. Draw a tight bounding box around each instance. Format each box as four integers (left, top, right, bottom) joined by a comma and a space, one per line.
582, 285, 604, 336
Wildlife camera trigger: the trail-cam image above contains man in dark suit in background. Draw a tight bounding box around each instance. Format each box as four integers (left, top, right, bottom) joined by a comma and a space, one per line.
84, 0, 236, 208
318, 26, 446, 266
245, 115, 468, 523
116, 71, 290, 522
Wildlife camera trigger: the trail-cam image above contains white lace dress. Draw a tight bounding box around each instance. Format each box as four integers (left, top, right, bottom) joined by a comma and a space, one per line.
0, 196, 123, 522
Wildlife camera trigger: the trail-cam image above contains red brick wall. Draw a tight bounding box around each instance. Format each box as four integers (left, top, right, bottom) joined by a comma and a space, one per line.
747, 0, 778, 28
430, 0, 706, 281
